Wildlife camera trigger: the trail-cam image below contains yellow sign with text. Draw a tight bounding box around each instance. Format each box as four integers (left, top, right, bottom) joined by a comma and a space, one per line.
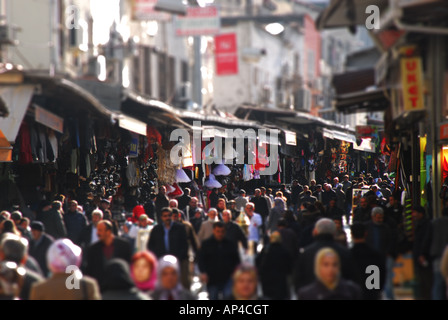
401, 57, 424, 111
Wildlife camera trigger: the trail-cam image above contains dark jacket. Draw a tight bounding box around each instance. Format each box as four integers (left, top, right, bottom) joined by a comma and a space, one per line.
256, 242, 293, 300
297, 278, 363, 300
350, 242, 386, 300
352, 206, 372, 223
29, 233, 54, 278
78, 223, 95, 250
147, 222, 189, 261
321, 189, 337, 206
155, 195, 170, 223
413, 217, 432, 263
294, 234, 361, 291
101, 258, 151, 300
20, 267, 45, 300
250, 196, 270, 219
198, 236, 240, 286
224, 221, 248, 250
429, 216, 448, 259
64, 210, 88, 245
365, 221, 397, 258
83, 237, 133, 290
35, 208, 67, 240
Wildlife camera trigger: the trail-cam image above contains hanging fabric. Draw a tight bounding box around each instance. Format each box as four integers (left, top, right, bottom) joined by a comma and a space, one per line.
17, 122, 33, 165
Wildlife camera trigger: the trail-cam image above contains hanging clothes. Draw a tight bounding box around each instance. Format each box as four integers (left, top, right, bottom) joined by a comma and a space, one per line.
17, 122, 33, 165
47, 129, 58, 161
38, 125, 48, 163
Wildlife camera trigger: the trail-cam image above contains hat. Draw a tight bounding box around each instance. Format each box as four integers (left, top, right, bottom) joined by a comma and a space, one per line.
30, 221, 45, 232
239, 189, 246, 195
316, 184, 322, 188
100, 198, 110, 204
47, 239, 82, 274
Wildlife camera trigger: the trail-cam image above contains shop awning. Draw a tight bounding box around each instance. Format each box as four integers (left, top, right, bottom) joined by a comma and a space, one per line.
0, 129, 12, 162
121, 90, 192, 130
116, 113, 148, 136
323, 128, 357, 144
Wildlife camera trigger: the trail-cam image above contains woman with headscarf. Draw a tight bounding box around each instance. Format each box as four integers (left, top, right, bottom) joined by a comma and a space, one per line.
101, 258, 151, 300
30, 238, 101, 300
150, 255, 197, 300
297, 247, 362, 300
266, 198, 286, 235
130, 250, 158, 294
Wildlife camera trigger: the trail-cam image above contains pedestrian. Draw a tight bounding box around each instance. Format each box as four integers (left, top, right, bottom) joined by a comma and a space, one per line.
30, 238, 101, 300
0, 260, 25, 300
352, 197, 371, 223
128, 214, 154, 253
190, 208, 204, 234
143, 193, 157, 222
297, 247, 362, 300
64, 200, 88, 246
101, 258, 151, 300
256, 231, 292, 300
350, 223, 386, 300
155, 186, 170, 224
197, 208, 219, 245
226, 263, 264, 300
146, 208, 189, 289
333, 219, 347, 248
171, 208, 198, 290
293, 218, 360, 292
291, 180, 304, 213
28, 221, 54, 278
244, 202, 263, 251
0, 234, 44, 300
429, 207, 448, 300
151, 255, 197, 300
222, 209, 248, 251
324, 198, 345, 221
78, 208, 103, 250
216, 198, 227, 221
234, 190, 249, 212
177, 187, 192, 212
250, 189, 270, 239
277, 218, 300, 266
184, 197, 200, 222
266, 198, 286, 235
83, 220, 133, 291
365, 206, 397, 300
411, 205, 433, 300
209, 188, 220, 209
198, 221, 241, 300
35, 200, 67, 240
227, 200, 240, 221
321, 184, 337, 207
130, 250, 158, 295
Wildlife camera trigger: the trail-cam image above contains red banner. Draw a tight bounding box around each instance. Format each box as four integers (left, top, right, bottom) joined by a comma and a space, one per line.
215, 33, 238, 75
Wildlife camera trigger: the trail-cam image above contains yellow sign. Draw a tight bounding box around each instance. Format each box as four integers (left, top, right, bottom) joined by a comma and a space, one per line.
401, 56, 424, 111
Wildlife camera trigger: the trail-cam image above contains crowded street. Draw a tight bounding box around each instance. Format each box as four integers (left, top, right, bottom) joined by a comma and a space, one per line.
0, 0, 448, 302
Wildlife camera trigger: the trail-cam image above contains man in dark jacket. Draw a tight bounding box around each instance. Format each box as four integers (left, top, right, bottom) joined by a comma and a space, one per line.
155, 186, 170, 224
198, 222, 240, 300
352, 197, 371, 223
250, 188, 270, 239
64, 200, 88, 245
83, 220, 133, 291
365, 206, 397, 300
35, 200, 67, 240
147, 207, 189, 288
412, 205, 433, 300
28, 221, 54, 278
294, 218, 361, 292
350, 222, 386, 300
321, 183, 337, 207
291, 180, 304, 212
222, 210, 247, 250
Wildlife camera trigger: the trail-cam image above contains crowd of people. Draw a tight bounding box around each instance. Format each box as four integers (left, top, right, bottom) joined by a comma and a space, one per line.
1, 172, 448, 300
